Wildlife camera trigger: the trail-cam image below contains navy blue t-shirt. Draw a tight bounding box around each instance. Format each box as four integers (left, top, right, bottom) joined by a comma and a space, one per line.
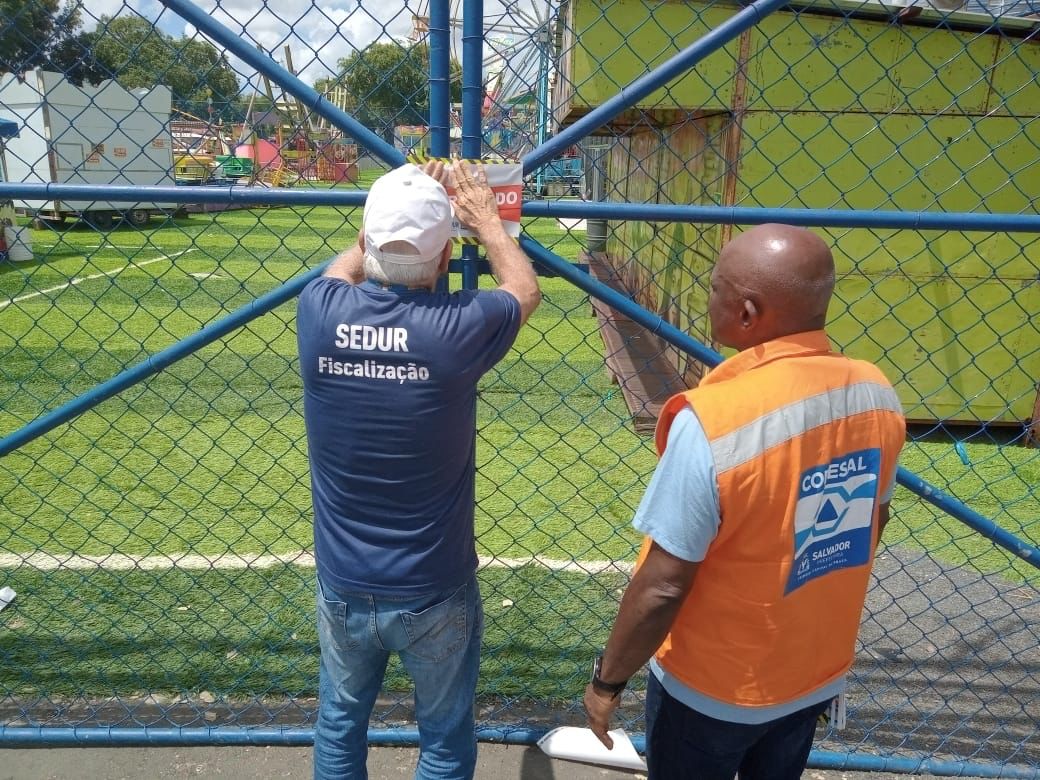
297, 277, 522, 596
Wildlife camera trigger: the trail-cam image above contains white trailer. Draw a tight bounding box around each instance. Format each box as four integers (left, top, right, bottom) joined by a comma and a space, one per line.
0, 69, 176, 229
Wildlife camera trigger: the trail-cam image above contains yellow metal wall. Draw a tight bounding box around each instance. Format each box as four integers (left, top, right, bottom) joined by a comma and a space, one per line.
575, 0, 1040, 423
606, 116, 730, 386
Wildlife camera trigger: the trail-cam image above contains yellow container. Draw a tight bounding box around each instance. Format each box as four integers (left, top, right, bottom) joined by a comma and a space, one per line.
562, 0, 1040, 425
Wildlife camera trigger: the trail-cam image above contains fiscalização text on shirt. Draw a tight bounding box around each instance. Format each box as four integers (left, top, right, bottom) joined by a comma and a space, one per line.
316, 356, 430, 384
319, 323, 429, 385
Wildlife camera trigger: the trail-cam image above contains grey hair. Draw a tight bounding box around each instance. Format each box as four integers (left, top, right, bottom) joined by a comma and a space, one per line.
362, 240, 441, 287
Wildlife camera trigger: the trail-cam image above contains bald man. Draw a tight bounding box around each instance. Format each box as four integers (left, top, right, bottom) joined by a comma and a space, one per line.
584, 225, 905, 779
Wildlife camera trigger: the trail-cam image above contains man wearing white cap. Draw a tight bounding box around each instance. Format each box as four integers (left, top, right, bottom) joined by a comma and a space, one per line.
297, 159, 540, 780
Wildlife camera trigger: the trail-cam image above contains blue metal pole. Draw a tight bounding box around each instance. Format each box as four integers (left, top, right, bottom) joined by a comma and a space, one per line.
519, 234, 722, 365
521, 0, 789, 174
518, 235, 1040, 572
534, 28, 550, 194
808, 750, 1040, 779
2, 726, 1038, 778
0, 727, 545, 748
461, 0, 484, 290
0, 727, 316, 747
428, 0, 452, 159
896, 466, 1040, 567
519, 199, 1040, 233
0, 263, 328, 458
159, 0, 404, 167
429, 0, 453, 293
0, 182, 368, 207
6, 182, 1040, 233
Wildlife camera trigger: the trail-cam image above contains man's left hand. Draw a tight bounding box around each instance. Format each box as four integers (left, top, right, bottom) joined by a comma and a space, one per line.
419, 159, 450, 188
583, 683, 620, 749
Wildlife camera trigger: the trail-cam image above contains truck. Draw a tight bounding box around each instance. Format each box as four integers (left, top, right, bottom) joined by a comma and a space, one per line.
0, 69, 177, 229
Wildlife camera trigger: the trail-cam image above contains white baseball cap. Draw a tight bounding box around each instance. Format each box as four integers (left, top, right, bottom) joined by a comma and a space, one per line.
362, 163, 453, 265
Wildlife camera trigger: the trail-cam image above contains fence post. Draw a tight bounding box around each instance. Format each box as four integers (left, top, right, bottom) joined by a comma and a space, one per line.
461, 0, 484, 290
430, 0, 453, 293
429, 0, 452, 160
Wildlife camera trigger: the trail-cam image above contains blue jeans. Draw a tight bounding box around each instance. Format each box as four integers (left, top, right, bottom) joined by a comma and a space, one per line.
645, 673, 828, 780
313, 574, 483, 780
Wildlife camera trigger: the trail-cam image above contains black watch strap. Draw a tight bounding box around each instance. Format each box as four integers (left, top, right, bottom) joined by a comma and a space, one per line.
592, 654, 627, 698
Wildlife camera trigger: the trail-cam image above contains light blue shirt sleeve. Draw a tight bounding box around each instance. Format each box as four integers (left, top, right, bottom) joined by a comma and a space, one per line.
632, 406, 721, 563
880, 468, 896, 503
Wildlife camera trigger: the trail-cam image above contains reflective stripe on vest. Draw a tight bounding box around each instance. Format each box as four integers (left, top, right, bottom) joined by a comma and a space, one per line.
644, 331, 906, 708
709, 382, 905, 475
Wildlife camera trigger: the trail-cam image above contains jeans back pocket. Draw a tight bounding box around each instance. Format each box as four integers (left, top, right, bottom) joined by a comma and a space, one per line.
399, 580, 469, 663
317, 579, 360, 652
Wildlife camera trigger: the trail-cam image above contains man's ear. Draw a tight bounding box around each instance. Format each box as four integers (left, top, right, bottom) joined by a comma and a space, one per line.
740, 298, 758, 329
438, 241, 453, 274
358, 231, 367, 253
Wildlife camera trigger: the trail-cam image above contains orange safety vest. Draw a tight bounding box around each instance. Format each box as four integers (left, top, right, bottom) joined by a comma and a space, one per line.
639, 330, 905, 708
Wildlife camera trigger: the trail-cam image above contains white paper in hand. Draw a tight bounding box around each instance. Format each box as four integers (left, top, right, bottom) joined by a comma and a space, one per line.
537, 726, 647, 771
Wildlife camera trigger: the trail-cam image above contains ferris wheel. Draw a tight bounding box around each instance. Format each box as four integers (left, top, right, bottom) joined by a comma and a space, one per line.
411, 0, 561, 156
452, 0, 559, 104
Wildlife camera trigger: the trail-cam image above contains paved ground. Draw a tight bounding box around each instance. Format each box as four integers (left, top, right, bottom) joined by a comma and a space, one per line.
3, 546, 1034, 779
0, 745, 993, 780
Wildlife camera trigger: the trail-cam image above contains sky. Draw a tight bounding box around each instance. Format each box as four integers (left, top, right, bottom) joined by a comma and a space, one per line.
80, 0, 555, 97
76, 0, 1039, 98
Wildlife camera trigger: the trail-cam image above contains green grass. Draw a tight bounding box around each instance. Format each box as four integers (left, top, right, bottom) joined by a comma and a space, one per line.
0, 564, 627, 702
888, 436, 1039, 584
0, 202, 1037, 708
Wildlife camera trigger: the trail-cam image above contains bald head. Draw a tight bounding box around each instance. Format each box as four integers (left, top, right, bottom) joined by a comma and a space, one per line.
708, 224, 835, 350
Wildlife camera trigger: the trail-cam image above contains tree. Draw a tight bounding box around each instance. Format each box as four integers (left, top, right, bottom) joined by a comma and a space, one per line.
314, 75, 358, 116
335, 42, 461, 137
88, 16, 240, 115
0, 0, 105, 84
227, 92, 274, 125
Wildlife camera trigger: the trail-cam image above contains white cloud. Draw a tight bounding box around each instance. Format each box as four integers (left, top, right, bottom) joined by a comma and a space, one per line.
179, 0, 416, 88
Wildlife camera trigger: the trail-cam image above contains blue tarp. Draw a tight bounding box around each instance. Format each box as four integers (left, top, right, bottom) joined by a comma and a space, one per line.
0, 118, 19, 138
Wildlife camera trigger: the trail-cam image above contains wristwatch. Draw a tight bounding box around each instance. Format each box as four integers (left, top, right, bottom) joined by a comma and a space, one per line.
591, 654, 628, 699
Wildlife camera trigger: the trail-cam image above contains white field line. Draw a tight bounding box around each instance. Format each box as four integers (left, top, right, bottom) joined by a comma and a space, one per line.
0, 550, 632, 576
0, 248, 198, 311
39, 244, 154, 250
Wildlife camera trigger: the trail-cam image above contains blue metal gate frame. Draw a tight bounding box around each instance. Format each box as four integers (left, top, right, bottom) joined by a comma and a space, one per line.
0, 0, 1036, 775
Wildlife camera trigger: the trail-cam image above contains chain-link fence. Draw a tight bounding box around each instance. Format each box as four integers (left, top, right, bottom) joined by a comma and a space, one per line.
0, 0, 1037, 775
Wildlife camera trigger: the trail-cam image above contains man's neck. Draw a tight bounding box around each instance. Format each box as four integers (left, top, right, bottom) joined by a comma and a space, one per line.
366, 279, 434, 292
